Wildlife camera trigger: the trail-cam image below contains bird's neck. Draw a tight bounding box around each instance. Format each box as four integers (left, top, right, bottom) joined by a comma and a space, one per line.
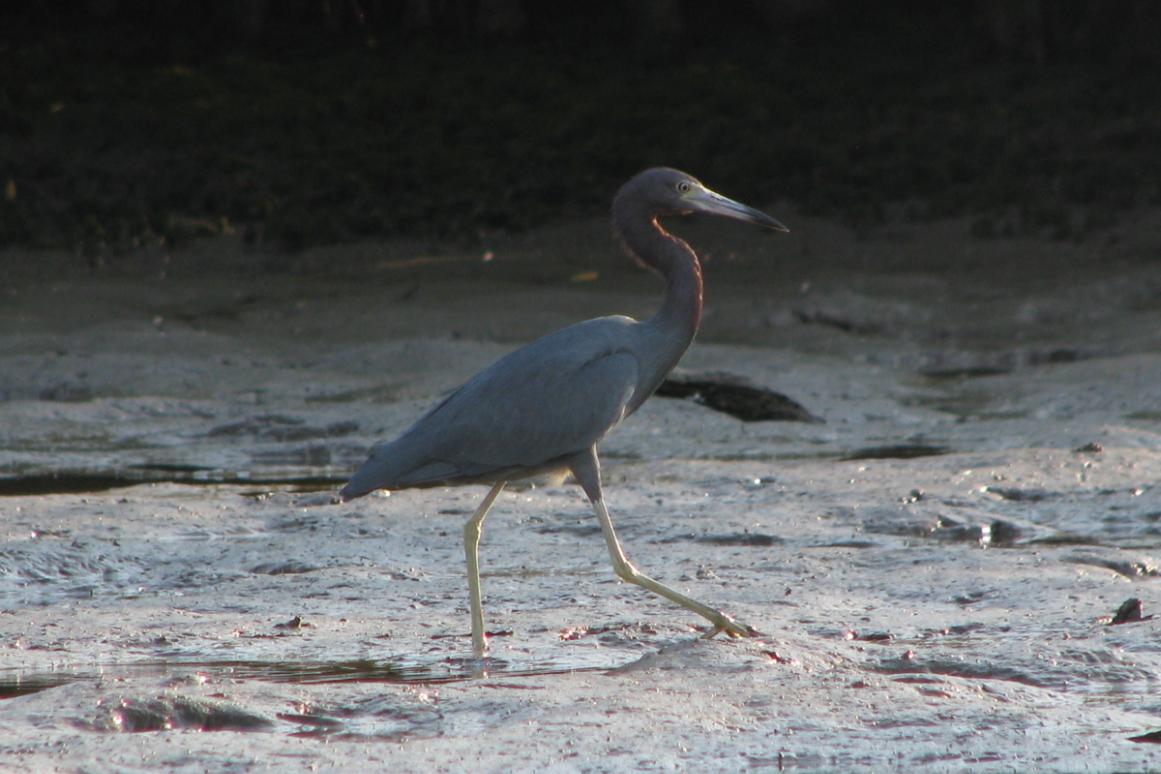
647, 219, 704, 342
615, 209, 704, 388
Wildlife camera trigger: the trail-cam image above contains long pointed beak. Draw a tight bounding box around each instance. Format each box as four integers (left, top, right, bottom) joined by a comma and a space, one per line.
688, 186, 789, 232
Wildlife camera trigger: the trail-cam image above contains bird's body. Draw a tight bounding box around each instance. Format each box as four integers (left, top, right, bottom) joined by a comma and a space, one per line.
342, 315, 641, 495
341, 168, 787, 656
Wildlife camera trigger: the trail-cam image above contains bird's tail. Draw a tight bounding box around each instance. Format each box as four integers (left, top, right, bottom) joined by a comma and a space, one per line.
339, 440, 400, 502
338, 478, 373, 502
339, 436, 456, 501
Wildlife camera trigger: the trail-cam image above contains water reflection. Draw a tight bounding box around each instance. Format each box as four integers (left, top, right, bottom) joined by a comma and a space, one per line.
0, 656, 605, 700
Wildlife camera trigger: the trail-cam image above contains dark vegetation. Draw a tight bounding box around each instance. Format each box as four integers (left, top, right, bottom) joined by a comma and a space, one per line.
1, 1, 1160, 257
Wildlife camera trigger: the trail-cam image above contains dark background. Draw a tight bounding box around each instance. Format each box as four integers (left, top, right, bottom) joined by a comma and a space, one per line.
2, 0, 1159, 259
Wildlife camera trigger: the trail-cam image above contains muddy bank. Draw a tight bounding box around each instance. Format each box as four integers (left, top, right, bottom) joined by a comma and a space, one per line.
1, 212, 1159, 770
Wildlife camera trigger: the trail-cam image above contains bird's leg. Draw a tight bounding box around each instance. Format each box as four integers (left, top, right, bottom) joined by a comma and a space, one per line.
590, 497, 759, 639
569, 447, 759, 640
463, 481, 506, 657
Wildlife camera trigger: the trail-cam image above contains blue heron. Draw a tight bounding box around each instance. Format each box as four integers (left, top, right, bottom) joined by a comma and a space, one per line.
341, 167, 788, 656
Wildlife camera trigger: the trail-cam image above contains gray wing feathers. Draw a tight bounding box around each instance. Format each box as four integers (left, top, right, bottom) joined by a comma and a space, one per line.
341, 319, 641, 498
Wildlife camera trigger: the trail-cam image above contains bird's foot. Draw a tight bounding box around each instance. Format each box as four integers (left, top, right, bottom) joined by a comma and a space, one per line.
705, 614, 763, 640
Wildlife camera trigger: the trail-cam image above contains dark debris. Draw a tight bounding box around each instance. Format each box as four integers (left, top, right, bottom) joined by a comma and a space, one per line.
1109, 598, 1154, 626
657, 372, 822, 423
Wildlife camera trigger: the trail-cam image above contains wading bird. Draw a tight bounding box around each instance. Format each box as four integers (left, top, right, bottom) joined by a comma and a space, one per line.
341, 168, 788, 656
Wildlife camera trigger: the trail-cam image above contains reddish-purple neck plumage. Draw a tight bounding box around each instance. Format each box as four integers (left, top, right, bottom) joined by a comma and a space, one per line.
612, 198, 704, 340
611, 188, 704, 409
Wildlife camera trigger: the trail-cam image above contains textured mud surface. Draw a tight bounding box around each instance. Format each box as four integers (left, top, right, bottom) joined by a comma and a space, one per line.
1, 212, 1159, 771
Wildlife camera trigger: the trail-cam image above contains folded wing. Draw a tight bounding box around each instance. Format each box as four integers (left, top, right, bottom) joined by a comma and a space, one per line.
341, 318, 641, 498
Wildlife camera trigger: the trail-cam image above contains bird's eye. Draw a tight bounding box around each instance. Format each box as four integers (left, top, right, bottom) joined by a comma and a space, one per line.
677, 181, 692, 194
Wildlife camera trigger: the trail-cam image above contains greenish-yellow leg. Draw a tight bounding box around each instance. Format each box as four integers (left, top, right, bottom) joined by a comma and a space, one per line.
592, 497, 759, 639
463, 481, 506, 657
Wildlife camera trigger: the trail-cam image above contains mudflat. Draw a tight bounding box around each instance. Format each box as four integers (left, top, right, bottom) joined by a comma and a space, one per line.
1, 210, 1159, 771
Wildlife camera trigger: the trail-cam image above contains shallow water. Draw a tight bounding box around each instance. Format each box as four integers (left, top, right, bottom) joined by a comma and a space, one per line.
1, 655, 610, 701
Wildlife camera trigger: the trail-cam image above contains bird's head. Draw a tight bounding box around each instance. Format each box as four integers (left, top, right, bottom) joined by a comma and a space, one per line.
620, 167, 789, 232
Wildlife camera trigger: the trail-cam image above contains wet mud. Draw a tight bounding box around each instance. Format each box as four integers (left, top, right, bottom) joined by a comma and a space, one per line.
1, 212, 1159, 770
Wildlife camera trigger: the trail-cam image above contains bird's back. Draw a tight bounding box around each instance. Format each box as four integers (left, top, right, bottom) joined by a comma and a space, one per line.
340, 316, 644, 499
